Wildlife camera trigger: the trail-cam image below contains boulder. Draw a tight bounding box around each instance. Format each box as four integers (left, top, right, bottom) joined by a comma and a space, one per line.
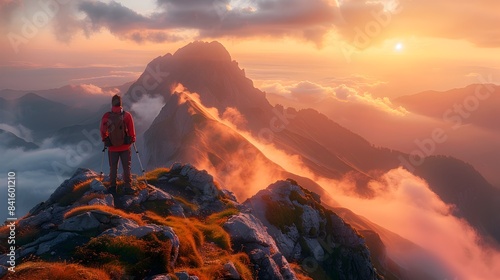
147, 187, 173, 201
19, 209, 52, 228
36, 232, 79, 255
89, 179, 106, 192
88, 194, 114, 207
58, 212, 101, 232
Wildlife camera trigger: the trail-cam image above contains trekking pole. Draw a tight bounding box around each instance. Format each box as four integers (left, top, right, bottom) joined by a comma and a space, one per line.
133, 143, 148, 185
100, 146, 107, 181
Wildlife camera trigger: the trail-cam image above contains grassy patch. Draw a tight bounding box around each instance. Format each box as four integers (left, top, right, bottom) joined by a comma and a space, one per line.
3, 261, 110, 280
206, 208, 239, 225
197, 223, 231, 250
58, 179, 93, 206
145, 212, 204, 267
138, 167, 171, 184
75, 233, 173, 278
173, 196, 199, 212
143, 200, 174, 216
180, 252, 253, 280
64, 205, 144, 226
144, 210, 234, 267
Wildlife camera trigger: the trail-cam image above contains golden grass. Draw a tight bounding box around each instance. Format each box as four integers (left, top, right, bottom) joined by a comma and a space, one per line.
206, 208, 239, 225
179, 252, 253, 280
196, 223, 231, 250
138, 167, 171, 183
58, 179, 93, 206
64, 205, 144, 226
290, 263, 314, 280
4, 261, 110, 280
144, 211, 232, 267
173, 196, 199, 212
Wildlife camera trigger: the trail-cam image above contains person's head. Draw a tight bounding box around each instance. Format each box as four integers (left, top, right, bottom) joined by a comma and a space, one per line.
112, 94, 122, 107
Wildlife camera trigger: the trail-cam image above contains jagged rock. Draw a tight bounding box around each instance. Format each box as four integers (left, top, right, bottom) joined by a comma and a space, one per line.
20, 231, 80, 256
89, 179, 106, 192
224, 213, 297, 279
223, 261, 241, 279
147, 186, 173, 201
48, 168, 97, 203
250, 249, 283, 280
58, 212, 100, 232
36, 232, 79, 255
299, 204, 321, 236
169, 204, 185, 217
171, 162, 183, 172
179, 164, 219, 201
224, 213, 277, 250
100, 218, 140, 237
88, 194, 114, 207
19, 208, 52, 228
303, 237, 325, 261
121, 189, 149, 208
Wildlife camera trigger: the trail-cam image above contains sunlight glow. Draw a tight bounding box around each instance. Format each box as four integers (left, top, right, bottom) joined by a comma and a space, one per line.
395, 42, 404, 52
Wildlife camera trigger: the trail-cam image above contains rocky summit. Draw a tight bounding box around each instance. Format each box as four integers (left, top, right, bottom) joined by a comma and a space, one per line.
0, 165, 382, 280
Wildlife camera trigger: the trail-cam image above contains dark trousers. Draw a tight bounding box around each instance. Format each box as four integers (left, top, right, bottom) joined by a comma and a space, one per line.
109, 149, 132, 187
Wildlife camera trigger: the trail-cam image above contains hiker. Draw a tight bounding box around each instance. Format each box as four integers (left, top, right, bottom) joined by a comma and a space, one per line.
100, 94, 136, 193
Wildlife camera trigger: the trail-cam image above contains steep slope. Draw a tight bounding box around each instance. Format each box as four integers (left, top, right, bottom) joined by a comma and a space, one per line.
144, 91, 328, 201
0, 165, 382, 279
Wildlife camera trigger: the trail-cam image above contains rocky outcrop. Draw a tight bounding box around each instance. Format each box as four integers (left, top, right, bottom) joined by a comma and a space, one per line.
245, 179, 382, 280
0, 165, 382, 279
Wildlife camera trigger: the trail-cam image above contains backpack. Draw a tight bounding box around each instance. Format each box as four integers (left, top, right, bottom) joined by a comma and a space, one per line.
107, 111, 129, 146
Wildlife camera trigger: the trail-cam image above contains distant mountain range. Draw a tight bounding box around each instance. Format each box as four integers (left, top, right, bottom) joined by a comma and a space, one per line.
395, 84, 500, 130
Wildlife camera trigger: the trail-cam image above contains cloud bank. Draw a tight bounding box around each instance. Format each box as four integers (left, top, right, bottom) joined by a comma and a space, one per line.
3, 0, 499, 48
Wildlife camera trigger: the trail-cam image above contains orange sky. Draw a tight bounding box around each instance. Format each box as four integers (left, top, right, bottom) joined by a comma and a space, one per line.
1, 0, 499, 97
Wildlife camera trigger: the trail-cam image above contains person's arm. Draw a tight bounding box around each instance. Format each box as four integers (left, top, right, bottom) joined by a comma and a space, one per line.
125, 112, 136, 143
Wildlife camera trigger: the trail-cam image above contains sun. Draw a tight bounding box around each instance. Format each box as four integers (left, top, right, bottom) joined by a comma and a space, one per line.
394, 42, 404, 52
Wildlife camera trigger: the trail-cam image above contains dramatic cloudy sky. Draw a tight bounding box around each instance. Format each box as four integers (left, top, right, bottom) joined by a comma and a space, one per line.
1, 0, 500, 96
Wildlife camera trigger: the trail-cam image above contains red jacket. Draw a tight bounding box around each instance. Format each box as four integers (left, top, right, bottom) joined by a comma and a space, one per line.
100, 106, 136, 152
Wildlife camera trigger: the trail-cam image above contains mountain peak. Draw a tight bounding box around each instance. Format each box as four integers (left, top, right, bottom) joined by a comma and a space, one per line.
173, 41, 232, 62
